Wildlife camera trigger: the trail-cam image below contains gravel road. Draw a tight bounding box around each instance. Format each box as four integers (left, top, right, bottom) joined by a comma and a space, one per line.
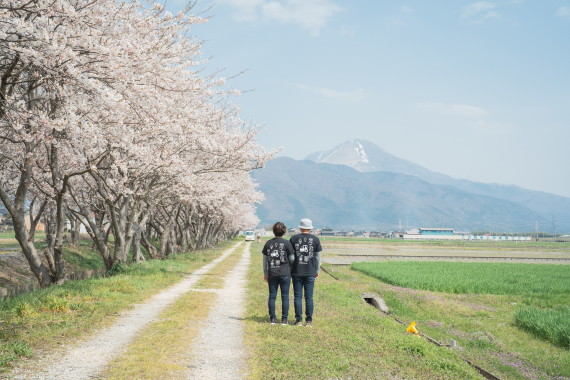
9, 242, 243, 380
187, 242, 251, 380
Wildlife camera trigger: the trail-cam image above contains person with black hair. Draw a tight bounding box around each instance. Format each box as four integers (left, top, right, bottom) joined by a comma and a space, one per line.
262, 222, 295, 325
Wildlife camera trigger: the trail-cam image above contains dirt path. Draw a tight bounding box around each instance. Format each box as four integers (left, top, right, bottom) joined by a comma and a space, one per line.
9, 242, 243, 380
187, 242, 251, 379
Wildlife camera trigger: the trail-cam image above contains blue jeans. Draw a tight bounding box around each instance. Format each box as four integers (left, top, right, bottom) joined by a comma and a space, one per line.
268, 275, 291, 320
292, 275, 315, 322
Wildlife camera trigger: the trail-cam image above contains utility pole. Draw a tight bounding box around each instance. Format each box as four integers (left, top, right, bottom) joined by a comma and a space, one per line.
552, 213, 556, 239
535, 221, 538, 241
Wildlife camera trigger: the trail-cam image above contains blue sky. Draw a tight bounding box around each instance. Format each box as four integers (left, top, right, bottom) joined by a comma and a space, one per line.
167, 1, 570, 197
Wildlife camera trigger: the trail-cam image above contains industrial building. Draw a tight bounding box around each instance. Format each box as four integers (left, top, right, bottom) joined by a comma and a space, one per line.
404, 227, 531, 241
419, 228, 453, 236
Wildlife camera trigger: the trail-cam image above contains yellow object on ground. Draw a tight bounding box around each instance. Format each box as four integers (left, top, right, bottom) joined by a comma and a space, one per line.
407, 321, 418, 334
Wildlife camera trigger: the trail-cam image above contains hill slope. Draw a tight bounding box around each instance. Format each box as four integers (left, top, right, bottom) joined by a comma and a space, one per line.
252, 157, 548, 230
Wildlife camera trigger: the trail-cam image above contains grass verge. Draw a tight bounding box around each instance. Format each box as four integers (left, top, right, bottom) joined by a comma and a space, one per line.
0, 239, 237, 371
337, 263, 570, 380
244, 241, 481, 379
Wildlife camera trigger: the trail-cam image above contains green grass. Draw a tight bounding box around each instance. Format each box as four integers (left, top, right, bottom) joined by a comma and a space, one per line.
244, 242, 481, 379
329, 264, 570, 380
351, 262, 570, 300
514, 306, 570, 348
61, 244, 105, 271
339, 259, 570, 379
0, 240, 237, 370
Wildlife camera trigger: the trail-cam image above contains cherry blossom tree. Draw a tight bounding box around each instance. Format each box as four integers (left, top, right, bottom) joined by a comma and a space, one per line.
1, 0, 275, 285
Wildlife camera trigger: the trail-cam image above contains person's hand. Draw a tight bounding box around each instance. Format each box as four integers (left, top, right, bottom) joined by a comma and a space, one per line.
264, 275, 268, 282
315, 273, 319, 279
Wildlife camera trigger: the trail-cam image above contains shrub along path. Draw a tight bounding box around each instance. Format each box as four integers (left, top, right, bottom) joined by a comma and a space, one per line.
9, 242, 243, 380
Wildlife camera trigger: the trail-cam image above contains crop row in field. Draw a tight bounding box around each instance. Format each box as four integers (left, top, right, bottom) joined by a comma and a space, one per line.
350, 261, 570, 297
514, 306, 570, 348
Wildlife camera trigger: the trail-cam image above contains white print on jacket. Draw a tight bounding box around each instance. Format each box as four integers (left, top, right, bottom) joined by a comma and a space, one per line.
296, 238, 311, 265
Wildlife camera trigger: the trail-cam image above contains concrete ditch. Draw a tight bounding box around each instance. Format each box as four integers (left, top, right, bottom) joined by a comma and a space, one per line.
361, 292, 503, 380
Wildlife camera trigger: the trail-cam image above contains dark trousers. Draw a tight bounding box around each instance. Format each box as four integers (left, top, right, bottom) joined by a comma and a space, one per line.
292, 275, 315, 322
268, 275, 291, 320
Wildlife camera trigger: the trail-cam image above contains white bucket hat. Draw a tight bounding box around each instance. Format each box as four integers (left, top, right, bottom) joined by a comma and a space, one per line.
299, 218, 313, 230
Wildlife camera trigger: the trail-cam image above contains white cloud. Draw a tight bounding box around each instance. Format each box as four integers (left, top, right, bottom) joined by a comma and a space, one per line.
222, 0, 343, 36
400, 5, 413, 13
417, 102, 488, 117
483, 10, 501, 19
388, 20, 407, 27
298, 84, 368, 103
557, 6, 570, 17
468, 120, 515, 135
461, 1, 501, 23
223, 0, 265, 22
340, 26, 355, 37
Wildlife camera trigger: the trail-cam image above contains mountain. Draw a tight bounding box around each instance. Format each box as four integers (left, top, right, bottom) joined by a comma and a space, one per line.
305, 139, 455, 185
252, 157, 549, 230
305, 139, 570, 227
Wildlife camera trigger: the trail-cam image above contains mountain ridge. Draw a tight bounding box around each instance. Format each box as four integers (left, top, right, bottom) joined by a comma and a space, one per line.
303, 139, 570, 226
252, 157, 550, 230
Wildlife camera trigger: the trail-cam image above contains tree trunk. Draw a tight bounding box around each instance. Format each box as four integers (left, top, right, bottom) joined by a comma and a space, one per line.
131, 223, 145, 263
166, 224, 176, 256
52, 192, 67, 284
28, 199, 48, 243
68, 187, 115, 270
44, 205, 57, 275
0, 166, 53, 287
158, 226, 169, 257
141, 229, 160, 259
108, 195, 129, 263
68, 212, 80, 247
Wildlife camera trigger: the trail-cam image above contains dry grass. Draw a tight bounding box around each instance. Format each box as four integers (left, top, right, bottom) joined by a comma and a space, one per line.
101, 243, 246, 379
102, 291, 215, 380
193, 244, 245, 289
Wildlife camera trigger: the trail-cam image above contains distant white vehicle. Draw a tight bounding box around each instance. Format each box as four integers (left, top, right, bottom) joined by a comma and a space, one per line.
244, 230, 255, 241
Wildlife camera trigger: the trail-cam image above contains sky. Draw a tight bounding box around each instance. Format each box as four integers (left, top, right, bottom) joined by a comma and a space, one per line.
166, 0, 570, 197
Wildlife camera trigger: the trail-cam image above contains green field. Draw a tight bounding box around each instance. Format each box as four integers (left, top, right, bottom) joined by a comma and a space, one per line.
351, 261, 570, 300
514, 306, 570, 348
348, 259, 570, 379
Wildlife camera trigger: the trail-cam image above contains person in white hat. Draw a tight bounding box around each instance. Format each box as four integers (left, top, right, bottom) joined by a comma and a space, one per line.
289, 218, 322, 327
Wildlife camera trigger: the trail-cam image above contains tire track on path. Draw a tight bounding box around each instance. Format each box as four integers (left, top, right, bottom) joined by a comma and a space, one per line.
186, 241, 251, 380
10, 242, 243, 380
